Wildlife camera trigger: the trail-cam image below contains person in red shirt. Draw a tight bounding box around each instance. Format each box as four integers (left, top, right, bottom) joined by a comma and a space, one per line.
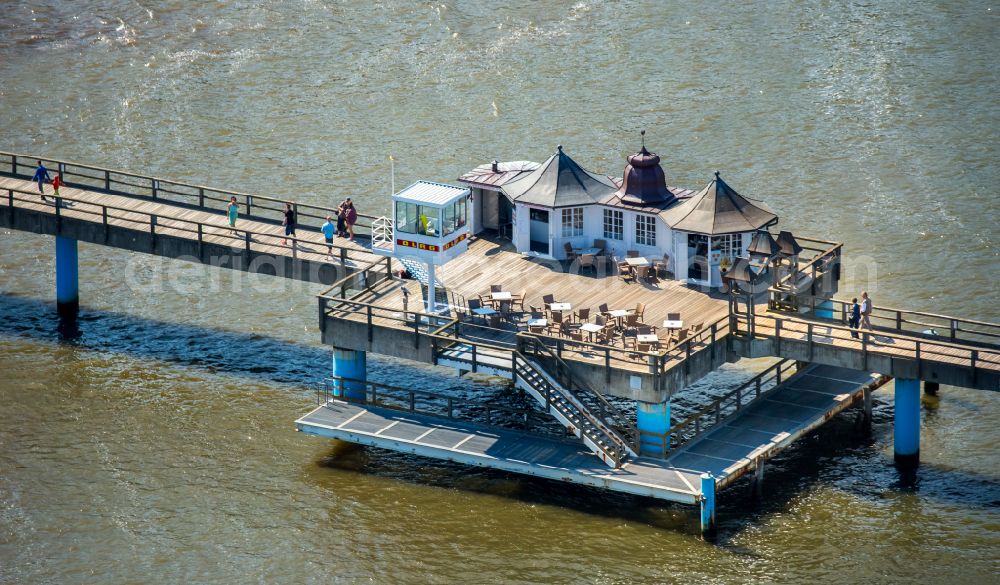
51, 173, 62, 196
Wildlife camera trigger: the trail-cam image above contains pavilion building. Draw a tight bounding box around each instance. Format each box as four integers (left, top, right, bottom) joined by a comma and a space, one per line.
459, 140, 778, 288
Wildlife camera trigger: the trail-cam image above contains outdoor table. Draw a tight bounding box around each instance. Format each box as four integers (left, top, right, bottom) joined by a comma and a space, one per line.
637, 334, 660, 345
580, 322, 604, 341
473, 307, 497, 316
608, 308, 630, 327
625, 256, 650, 267
662, 319, 684, 329
527, 318, 548, 328
549, 302, 572, 312
578, 247, 601, 256
491, 291, 512, 301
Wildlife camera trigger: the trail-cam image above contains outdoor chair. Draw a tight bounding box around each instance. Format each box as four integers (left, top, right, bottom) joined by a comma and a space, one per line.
579, 253, 596, 275
598, 303, 611, 317
667, 312, 681, 322
542, 293, 555, 311
634, 302, 645, 321
490, 284, 502, 293
619, 263, 635, 284
626, 250, 639, 258
569, 330, 583, 342
593, 239, 606, 254
637, 342, 653, 354
654, 254, 671, 278
575, 308, 590, 323
512, 288, 526, 312
548, 311, 564, 335
564, 242, 577, 261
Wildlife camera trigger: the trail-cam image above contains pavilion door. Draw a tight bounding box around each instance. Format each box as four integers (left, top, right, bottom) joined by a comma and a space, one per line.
529, 208, 549, 254
498, 195, 513, 239
687, 233, 709, 283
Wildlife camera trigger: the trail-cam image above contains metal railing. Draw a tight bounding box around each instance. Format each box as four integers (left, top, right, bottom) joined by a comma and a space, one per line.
0, 150, 380, 235
317, 376, 562, 437
797, 297, 1000, 347
639, 359, 799, 458
732, 311, 1000, 380
2, 185, 379, 267
517, 334, 640, 452
371, 216, 393, 250
511, 352, 629, 467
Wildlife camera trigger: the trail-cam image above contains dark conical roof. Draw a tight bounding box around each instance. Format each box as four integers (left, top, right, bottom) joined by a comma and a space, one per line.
614, 140, 675, 206
747, 230, 781, 257
502, 146, 617, 208
659, 172, 777, 235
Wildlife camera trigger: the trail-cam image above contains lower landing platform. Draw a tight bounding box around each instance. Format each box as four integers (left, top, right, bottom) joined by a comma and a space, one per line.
296, 364, 884, 506
296, 401, 703, 504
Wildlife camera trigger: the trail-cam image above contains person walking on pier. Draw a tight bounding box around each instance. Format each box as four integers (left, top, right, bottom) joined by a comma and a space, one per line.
321, 215, 336, 257
282, 202, 296, 246
860, 291, 873, 330
33, 161, 51, 199
849, 297, 861, 339
343, 199, 358, 241
227, 196, 239, 235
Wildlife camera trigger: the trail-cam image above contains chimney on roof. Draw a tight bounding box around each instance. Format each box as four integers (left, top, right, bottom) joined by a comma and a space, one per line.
491, 160, 499, 173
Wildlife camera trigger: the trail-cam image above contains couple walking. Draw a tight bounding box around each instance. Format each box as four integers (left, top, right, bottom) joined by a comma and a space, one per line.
32, 161, 63, 202
849, 292, 873, 339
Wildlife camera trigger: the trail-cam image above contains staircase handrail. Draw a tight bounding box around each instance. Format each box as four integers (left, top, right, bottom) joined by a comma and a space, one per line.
517, 334, 639, 453
512, 351, 628, 467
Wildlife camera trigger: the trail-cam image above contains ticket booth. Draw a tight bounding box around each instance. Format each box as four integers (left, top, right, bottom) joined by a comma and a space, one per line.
372, 180, 471, 312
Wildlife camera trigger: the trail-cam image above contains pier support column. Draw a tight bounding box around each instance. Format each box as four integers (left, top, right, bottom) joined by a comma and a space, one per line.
636, 400, 670, 457
750, 459, 765, 499
55, 235, 79, 318
332, 348, 367, 401
700, 473, 716, 536
815, 297, 834, 320
862, 386, 873, 434
893, 378, 920, 468
923, 381, 939, 396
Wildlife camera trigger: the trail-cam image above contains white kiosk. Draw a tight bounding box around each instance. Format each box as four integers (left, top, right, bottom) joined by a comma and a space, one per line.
372, 180, 471, 313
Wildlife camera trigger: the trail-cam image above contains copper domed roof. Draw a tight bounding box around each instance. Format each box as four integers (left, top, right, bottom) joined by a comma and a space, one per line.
614, 134, 675, 206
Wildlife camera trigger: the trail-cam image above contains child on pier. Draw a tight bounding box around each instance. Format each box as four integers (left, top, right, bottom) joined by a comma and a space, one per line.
321, 215, 336, 257
228, 196, 239, 235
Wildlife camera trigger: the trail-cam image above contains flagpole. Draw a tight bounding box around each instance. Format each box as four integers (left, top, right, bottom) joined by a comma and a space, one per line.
389, 155, 395, 194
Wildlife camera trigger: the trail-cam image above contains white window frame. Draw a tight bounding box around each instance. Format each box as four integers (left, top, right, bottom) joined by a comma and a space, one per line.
603, 209, 624, 241
635, 214, 656, 247
711, 234, 743, 259
561, 207, 584, 237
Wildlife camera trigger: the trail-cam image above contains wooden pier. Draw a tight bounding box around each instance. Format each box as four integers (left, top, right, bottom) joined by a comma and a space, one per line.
0, 152, 386, 285
4, 149, 998, 532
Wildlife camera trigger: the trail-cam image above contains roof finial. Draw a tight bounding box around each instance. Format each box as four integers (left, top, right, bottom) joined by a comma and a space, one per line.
557, 144, 563, 153
714, 170, 721, 180
641, 129, 645, 148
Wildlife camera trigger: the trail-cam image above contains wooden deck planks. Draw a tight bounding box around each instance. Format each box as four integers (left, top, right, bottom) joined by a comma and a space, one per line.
0, 176, 378, 268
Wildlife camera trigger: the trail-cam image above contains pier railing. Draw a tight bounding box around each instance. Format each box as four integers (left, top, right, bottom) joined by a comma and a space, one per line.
2, 184, 380, 267
318, 376, 564, 437
0, 150, 380, 235
732, 311, 1000, 383
638, 359, 799, 458
796, 297, 1000, 347
319, 277, 735, 388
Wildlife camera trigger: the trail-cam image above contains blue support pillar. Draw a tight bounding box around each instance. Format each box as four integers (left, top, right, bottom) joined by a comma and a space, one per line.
815, 297, 834, 320
636, 400, 670, 457
332, 348, 367, 401
700, 472, 716, 536
894, 378, 920, 468
55, 235, 79, 318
